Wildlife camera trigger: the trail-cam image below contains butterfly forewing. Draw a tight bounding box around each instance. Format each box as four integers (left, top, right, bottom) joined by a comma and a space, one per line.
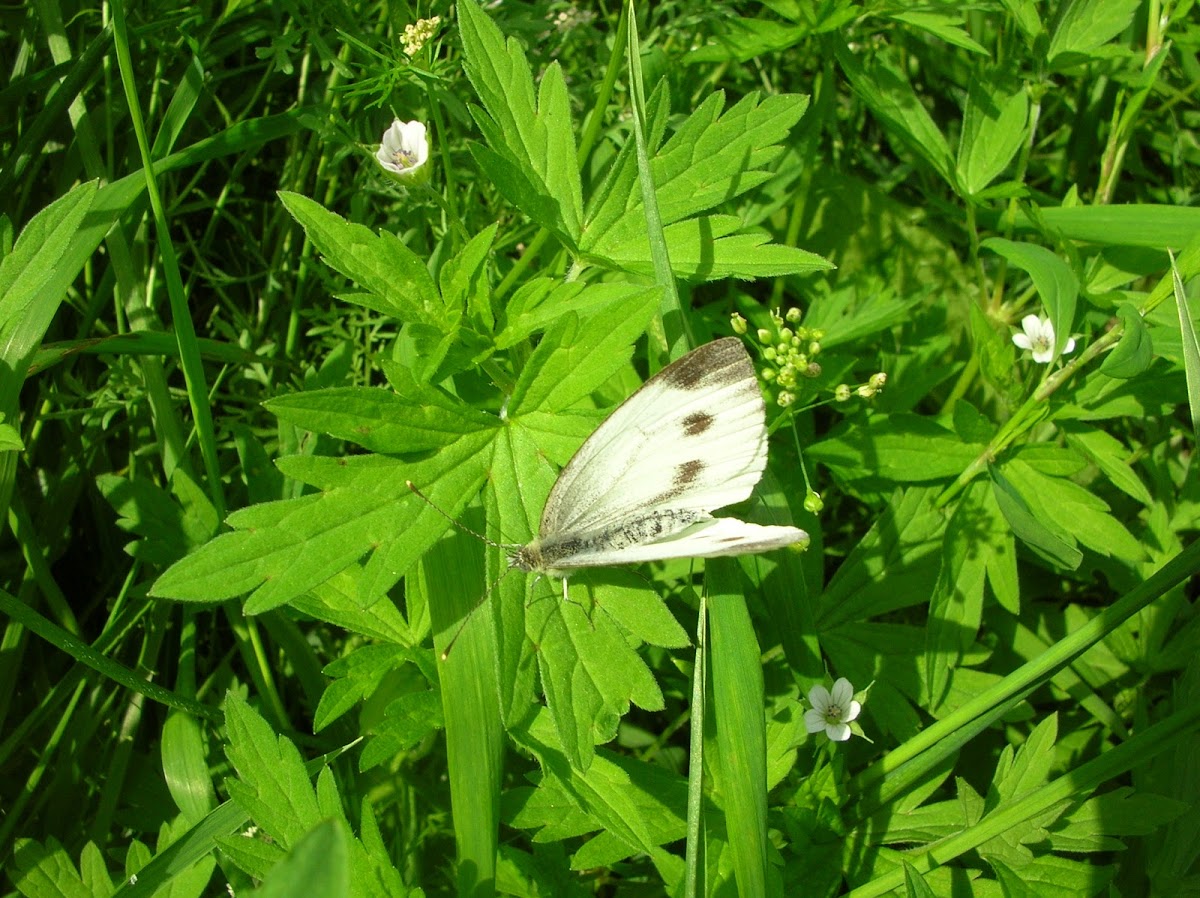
537, 338, 767, 541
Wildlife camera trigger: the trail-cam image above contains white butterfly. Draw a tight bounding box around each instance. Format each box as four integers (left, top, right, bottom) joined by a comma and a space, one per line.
509, 336, 807, 594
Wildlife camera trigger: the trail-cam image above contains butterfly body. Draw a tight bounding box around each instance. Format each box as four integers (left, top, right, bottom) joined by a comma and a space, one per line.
510, 337, 807, 584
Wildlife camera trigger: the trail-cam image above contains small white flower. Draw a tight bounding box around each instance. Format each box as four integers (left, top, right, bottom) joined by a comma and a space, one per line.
1012, 314, 1075, 364
375, 119, 429, 184
805, 677, 861, 743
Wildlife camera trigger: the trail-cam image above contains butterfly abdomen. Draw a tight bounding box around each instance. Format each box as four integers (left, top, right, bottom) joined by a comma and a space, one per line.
513, 507, 707, 575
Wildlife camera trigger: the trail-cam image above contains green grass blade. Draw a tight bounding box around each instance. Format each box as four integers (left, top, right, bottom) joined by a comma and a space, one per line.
707, 559, 770, 897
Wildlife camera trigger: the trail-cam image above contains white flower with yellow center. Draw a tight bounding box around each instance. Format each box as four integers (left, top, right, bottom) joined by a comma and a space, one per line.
376, 119, 429, 185
805, 677, 861, 743
1012, 314, 1075, 364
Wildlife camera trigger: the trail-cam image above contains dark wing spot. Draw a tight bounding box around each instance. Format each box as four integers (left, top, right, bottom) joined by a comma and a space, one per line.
719, 536, 745, 544
675, 459, 705, 488
682, 411, 714, 436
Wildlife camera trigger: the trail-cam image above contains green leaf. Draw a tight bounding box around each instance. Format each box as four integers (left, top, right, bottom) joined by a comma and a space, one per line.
1047, 0, 1140, 70
497, 281, 659, 350
984, 238, 1079, 357
509, 711, 687, 874
9, 837, 97, 898
264, 378, 496, 454
990, 465, 1083, 570
458, 0, 583, 246
1062, 426, 1153, 506
315, 644, 411, 732
807, 414, 985, 484
817, 488, 946, 629
708, 560, 770, 898
1046, 787, 1191, 852
1170, 253, 1200, 448
579, 91, 827, 281
223, 692, 322, 848
1011, 204, 1200, 249
924, 493, 988, 708
507, 292, 659, 416
531, 578, 669, 770
887, 10, 989, 56
249, 820, 349, 898
834, 43, 956, 189
1099, 302, 1154, 378
1013, 456, 1145, 562
587, 214, 830, 281
411, 525, 504, 898
97, 468, 220, 566
969, 301, 1018, 399
957, 69, 1030, 198
681, 16, 809, 64
278, 191, 440, 324
151, 434, 492, 610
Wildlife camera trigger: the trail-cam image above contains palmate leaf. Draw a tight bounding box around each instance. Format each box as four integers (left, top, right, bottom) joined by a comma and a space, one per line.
152, 286, 659, 621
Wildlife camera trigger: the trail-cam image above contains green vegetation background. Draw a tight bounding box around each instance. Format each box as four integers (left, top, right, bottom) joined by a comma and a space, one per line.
1, 1, 1199, 897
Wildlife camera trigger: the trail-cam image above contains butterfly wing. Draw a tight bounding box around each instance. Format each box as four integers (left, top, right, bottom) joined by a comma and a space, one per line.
543, 517, 807, 568
538, 338, 769, 541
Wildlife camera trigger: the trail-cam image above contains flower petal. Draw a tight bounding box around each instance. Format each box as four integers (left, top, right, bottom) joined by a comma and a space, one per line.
845, 700, 862, 723
804, 708, 828, 734
830, 678, 854, 706
826, 723, 852, 742
807, 684, 831, 711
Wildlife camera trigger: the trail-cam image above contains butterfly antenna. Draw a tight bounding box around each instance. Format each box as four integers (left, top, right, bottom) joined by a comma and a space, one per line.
440, 564, 513, 661
406, 480, 508, 550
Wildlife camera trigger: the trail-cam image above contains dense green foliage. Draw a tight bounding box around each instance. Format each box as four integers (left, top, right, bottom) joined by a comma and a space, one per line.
2, 1, 1199, 896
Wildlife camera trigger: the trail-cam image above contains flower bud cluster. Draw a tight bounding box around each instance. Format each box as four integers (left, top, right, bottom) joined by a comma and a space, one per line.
731, 308, 825, 408
402, 17, 441, 56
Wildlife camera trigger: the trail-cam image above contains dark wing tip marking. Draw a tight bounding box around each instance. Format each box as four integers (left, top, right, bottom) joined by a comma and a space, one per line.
658, 337, 751, 390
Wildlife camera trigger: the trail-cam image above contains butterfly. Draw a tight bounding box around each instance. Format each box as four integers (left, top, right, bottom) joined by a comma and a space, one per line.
507, 337, 807, 593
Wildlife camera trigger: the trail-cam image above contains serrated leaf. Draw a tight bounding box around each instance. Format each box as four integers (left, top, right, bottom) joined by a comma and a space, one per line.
579, 91, 825, 281
458, 0, 583, 244
818, 487, 946, 628
9, 837, 96, 898
531, 580, 666, 770
1046, 787, 1190, 852
278, 192, 439, 323
1099, 303, 1153, 378
588, 216, 832, 281
507, 292, 659, 416
508, 711, 688, 866
497, 281, 658, 350
223, 693, 321, 847
151, 433, 493, 611
315, 644, 411, 731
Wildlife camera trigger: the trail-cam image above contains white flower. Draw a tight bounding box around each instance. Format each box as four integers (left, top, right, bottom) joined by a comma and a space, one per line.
1012, 314, 1075, 364
375, 120, 429, 184
805, 677, 861, 743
